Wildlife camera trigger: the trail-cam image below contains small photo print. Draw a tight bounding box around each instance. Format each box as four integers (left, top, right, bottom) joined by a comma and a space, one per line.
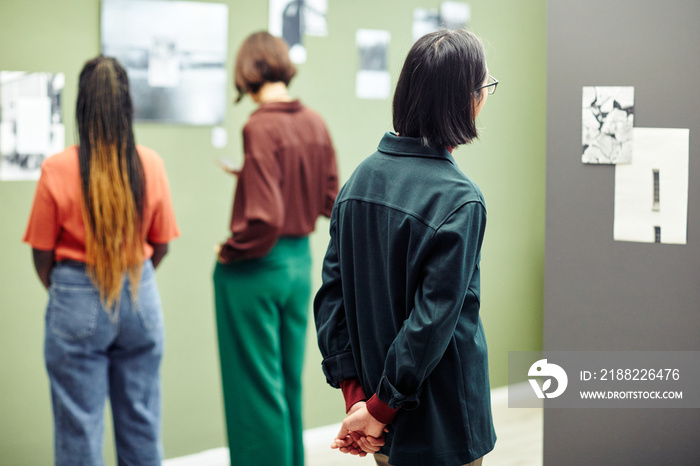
355, 29, 391, 100
412, 8, 440, 42
0, 71, 64, 181
440, 1, 471, 30
582, 86, 634, 164
412, 2, 471, 42
269, 0, 328, 64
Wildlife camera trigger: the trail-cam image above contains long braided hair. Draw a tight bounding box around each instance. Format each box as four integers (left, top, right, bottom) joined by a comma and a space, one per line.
76, 56, 145, 309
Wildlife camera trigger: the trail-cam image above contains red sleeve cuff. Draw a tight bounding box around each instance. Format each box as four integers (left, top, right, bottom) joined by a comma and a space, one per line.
366, 394, 399, 424
340, 379, 367, 413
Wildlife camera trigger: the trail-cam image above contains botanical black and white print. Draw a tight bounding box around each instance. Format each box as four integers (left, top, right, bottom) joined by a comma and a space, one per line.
582, 86, 634, 164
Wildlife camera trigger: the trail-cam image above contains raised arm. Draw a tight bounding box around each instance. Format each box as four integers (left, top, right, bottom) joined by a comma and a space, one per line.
219, 124, 283, 263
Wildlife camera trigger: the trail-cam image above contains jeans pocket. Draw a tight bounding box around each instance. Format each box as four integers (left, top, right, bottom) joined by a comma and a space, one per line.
135, 277, 163, 331
47, 284, 101, 341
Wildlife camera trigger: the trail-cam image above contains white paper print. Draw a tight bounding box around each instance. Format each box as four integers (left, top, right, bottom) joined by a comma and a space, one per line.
269, 0, 328, 64
211, 126, 228, 149
0, 71, 64, 181
412, 8, 440, 42
16, 97, 51, 155
614, 127, 689, 244
101, 0, 228, 125
412, 2, 471, 42
356, 29, 391, 100
440, 1, 471, 30
582, 86, 634, 164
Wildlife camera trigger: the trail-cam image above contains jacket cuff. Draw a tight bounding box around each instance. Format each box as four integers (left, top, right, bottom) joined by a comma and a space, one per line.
340, 379, 367, 413
366, 394, 399, 425
321, 351, 359, 388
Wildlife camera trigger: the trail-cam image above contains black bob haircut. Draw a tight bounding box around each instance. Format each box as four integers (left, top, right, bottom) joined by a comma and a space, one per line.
393, 29, 487, 148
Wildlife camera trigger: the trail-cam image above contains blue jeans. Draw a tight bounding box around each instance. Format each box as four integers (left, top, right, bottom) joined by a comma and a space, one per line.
45, 260, 164, 466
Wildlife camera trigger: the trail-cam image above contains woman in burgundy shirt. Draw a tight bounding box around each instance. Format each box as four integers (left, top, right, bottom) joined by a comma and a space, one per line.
213, 31, 338, 466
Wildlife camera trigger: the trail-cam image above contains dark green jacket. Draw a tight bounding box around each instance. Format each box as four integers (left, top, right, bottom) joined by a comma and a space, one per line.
314, 132, 496, 465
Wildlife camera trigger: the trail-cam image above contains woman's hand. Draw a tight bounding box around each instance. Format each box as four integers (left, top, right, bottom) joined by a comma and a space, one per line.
331, 402, 387, 456
217, 158, 241, 176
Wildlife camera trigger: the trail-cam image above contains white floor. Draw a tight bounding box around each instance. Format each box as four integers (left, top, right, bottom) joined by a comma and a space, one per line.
163, 383, 543, 466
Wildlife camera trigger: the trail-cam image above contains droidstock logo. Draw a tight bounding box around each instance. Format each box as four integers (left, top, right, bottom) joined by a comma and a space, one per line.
528, 359, 568, 399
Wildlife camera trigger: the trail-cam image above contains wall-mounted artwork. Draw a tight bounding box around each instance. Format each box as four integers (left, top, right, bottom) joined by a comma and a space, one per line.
440, 1, 471, 30
413, 8, 440, 41
0, 71, 64, 181
355, 29, 391, 100
582, 86, 634, 164
101, 0, 228, 125
581, 86, 634, 164
614, 127, 689, 244
269, 0, 328, 64
412, 2, 471, 42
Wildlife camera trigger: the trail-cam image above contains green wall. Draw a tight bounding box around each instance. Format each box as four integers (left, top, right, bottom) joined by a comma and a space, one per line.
0, 0, 545, 464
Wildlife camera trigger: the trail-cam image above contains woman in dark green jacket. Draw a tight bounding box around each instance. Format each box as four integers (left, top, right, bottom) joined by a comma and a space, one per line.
314, 28, 498, 466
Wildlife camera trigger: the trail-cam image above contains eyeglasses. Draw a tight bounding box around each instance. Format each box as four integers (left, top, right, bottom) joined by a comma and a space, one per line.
476, 75, 498, 95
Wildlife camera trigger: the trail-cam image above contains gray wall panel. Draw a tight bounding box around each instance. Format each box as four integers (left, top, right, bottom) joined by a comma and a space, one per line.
545, 0, 700, 463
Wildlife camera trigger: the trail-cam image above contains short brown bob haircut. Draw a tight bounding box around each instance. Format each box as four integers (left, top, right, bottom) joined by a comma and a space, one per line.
234, 31, 297, 103
393, 29, 487, 148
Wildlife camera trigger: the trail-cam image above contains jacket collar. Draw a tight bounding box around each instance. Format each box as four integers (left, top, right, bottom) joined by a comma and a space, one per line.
377, 132, 455, 164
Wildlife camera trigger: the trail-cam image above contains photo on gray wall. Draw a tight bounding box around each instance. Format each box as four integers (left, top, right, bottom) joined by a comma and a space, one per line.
101, 0, 228, 125
582, 86, 634, 164
614, 127, 689, 244
0, 71, 64, 181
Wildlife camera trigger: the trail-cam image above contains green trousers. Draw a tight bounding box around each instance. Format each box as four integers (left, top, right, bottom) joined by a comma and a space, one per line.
213, 238, 311, 466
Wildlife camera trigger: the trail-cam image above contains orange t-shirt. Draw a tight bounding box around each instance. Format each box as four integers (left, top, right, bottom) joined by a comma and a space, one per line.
23, 145, 180, 262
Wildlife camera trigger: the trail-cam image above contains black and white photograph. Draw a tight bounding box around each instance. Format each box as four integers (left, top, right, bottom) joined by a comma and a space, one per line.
440, 1, 471, 30
355, 29, 391, 100
614, 127, 689, 244
101, 0, 228, 125
582, 86, 634, 164
0, 71, 64, 181
412, 8, 440, 42
269, 0, 328, 64
413, 2, 471, 43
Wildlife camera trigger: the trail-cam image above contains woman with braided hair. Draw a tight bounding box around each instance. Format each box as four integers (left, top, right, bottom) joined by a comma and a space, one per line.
23, 55, 179, 466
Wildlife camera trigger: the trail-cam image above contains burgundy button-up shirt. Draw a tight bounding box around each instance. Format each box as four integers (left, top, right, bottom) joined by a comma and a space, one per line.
221, 100, 338, 262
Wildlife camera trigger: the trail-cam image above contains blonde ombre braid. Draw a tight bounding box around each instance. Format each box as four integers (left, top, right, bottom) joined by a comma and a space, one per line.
77, 56, 145, 312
